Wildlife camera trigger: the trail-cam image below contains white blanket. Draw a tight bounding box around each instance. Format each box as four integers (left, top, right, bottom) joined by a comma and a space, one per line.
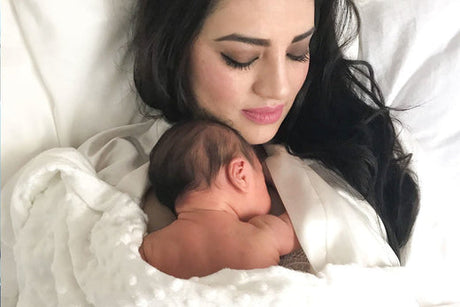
0, 147, 385, 306
2, 130, 459, 306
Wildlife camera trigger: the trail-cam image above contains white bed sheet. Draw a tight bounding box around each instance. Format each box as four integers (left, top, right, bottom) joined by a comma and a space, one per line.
0, 0, 144, 182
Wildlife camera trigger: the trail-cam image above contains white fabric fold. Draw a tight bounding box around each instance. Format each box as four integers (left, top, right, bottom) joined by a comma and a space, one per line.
264, 145, 400, 272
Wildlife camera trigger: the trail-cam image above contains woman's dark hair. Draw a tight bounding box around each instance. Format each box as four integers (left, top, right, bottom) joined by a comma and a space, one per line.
148, 120, 256, 214
132, 0, 419, 258
131, 0, 218, 121
274, 0, 419, 257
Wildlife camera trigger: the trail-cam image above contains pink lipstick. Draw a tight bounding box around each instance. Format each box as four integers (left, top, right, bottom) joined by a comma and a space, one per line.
242, 105, 284, 125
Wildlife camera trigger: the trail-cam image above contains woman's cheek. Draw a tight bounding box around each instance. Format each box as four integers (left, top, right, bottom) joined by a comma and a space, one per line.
296, 63, 310, 91
197, 61, 240, 107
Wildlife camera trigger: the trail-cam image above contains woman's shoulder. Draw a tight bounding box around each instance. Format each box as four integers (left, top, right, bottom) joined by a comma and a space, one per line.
264, 144, 362, 198
78, 117, 171, 168
76, 117, 171, 197
263, 144, 400, 271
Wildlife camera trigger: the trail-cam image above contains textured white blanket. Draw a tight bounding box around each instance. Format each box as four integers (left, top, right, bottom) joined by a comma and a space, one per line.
2, 147, 459, 306
0, 148, 379, 305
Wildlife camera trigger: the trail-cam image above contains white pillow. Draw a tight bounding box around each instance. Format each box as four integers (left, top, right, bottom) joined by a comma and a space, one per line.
357, 0, 460, 184
356, 0, 460, 270
1, 0, 142, 183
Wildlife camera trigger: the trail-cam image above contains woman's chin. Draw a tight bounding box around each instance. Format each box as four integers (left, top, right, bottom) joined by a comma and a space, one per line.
240, 127, 278, 145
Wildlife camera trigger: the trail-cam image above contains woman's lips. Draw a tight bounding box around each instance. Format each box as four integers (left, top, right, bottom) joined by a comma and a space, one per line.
242, 105, 284, 125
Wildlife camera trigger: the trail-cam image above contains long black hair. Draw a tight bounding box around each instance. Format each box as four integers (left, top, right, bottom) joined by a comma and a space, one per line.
131, 0, 419, 258
274, 0, 419, 257
131, 0, 215, 121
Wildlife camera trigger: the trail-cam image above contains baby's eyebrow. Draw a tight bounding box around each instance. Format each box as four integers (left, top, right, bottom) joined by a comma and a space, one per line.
214, 27, 315, 47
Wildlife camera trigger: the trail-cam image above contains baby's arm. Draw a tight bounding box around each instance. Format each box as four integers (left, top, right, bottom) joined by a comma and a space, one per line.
248, 213, 300, 256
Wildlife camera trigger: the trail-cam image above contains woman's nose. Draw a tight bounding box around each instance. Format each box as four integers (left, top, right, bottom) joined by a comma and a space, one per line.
252, 56, 290, 101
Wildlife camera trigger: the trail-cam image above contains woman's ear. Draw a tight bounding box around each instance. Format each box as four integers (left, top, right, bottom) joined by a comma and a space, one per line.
226, 157, 251, 193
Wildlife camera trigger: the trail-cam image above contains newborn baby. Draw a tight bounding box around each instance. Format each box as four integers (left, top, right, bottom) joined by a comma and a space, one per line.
139, 120, 299, 279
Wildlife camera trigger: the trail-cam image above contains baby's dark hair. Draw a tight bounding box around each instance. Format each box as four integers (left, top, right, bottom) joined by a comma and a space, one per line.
148, 119, 257, 213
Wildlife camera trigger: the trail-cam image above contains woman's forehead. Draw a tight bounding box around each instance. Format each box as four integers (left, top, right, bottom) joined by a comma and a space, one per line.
201, 0, 315, 42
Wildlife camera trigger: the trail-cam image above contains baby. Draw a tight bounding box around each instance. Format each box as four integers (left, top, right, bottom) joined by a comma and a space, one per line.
139, 120, 299, 279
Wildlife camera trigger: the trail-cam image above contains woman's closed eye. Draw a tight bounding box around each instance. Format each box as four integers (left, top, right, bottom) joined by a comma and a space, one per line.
221, 51, 310, 70
287, 52, 310, 62
221, 53, 258, 70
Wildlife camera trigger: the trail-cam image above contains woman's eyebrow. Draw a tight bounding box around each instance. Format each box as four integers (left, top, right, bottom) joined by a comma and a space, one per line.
214, 34, 270, 46
214, 27, 315, 47
292, 27, 315, 43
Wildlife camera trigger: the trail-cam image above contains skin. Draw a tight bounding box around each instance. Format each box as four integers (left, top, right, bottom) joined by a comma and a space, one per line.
190, 0, 315, 144
140, 154, 299, 279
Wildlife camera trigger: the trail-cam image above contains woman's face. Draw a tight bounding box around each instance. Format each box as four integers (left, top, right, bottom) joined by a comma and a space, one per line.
190, 0, 315, 144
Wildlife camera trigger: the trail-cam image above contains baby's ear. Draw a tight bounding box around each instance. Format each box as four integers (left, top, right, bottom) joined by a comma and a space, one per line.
226, 157, 251, 192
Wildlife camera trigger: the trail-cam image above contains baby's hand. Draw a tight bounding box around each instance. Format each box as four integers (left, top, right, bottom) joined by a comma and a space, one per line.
138, 238, 149, 262
278, 212, 301, 250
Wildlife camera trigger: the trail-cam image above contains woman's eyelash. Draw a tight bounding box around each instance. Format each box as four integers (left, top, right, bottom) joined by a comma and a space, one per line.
288, 52, 310, 62
221, 53, 257, 70
221, 51, 310, 70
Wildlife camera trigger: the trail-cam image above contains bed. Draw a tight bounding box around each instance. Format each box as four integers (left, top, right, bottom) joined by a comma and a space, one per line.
2, 0, 460, 306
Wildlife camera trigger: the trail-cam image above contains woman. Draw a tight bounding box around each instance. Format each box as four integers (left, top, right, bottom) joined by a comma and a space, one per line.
131, 0, 419, 259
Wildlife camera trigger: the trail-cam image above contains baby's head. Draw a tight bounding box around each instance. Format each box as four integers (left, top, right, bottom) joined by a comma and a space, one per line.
148, 119, 270, 219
